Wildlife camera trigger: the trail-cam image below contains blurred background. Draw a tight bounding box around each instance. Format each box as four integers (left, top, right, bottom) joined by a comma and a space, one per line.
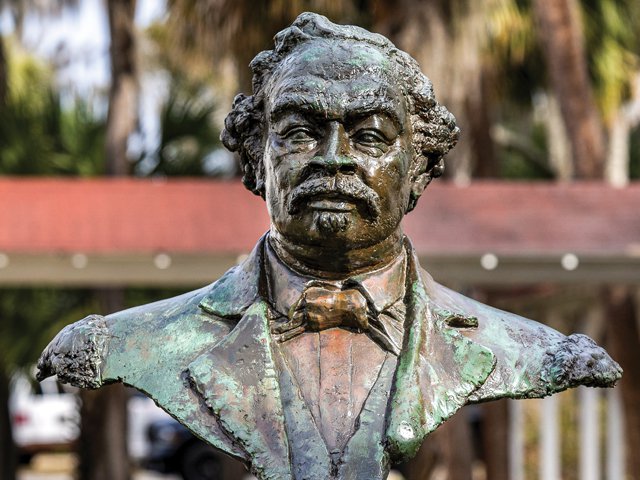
0, 1, 639, 479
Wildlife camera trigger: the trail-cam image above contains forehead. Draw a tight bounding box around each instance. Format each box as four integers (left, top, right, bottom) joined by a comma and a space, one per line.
266, 40, 408, 126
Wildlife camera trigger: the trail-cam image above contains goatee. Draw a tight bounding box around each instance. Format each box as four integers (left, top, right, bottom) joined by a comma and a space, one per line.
313, 211, 351, 234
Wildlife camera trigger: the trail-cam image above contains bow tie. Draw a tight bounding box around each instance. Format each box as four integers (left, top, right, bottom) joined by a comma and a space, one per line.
295, 283, 369, 331
271, 281, 403, 354
271, 282, 369, 338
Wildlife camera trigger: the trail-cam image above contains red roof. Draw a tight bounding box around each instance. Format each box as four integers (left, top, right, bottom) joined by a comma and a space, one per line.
405, 181, 640, 256
1, 178, 639, 256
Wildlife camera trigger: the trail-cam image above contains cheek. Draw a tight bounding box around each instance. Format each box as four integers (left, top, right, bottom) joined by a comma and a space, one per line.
267, 159, 304, 194
263, 149, 306, 208
264, 139, 291, 186
367, 152, 410, 192
263, 149, 286, 210
267, 154, 309, 190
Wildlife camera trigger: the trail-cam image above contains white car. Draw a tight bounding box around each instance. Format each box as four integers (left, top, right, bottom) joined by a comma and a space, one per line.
10, 370, 171, 464
9, 373, 79, 462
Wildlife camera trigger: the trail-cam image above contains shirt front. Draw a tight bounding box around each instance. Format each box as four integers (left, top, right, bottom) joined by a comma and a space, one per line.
264, 239, 407, 454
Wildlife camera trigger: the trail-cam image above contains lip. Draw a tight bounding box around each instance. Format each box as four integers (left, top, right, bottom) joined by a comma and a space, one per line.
306, 194, 357, 212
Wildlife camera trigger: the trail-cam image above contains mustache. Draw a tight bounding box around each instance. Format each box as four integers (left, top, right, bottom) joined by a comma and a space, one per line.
287, 175, 381, 218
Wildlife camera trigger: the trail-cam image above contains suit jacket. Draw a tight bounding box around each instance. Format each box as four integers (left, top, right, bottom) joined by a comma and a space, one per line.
37, 235, 621, 480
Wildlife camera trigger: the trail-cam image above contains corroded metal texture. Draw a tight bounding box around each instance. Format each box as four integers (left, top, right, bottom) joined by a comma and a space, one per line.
38, 13, 621, 480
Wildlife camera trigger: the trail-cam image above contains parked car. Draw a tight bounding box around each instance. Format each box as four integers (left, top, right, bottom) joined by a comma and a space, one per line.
145, 418, 225, 480
10, 370, 172, 465
127, 390, 174, 464
9, 373, 79, 463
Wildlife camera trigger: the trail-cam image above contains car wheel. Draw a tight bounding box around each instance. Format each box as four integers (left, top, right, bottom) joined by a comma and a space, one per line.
179, 442, 222, 480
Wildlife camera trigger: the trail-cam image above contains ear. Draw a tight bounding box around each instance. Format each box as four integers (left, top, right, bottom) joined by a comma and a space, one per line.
407, 174, 429, 212
406, 155, 429, 213
406, 156, 445, 212
255, 167, 266, 199
246, 151, 266, 199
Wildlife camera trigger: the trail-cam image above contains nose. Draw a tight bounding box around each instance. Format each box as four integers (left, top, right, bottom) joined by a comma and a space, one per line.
309, 122, 356, 174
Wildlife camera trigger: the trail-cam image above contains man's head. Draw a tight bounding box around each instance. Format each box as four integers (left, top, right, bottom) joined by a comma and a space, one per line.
222, 13, 458, 251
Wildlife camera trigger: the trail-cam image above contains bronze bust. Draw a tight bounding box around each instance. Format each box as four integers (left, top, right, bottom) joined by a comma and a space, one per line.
38, 13, 621, 480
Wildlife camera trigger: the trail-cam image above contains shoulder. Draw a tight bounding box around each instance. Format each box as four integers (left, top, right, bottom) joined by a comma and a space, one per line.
421, 270, 622, 401
37, 238, 266, 391
37, 283, 230, 389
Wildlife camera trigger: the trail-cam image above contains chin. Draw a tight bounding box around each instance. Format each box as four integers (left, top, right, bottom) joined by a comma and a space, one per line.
278, 211, 394, 249
316, 219, 389, 250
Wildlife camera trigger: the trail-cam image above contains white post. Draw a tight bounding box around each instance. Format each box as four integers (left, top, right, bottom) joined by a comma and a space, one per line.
509, 399, 524, 480
540, 396, 560, 480
606, 388, 625, 480
579, 387, 600, 480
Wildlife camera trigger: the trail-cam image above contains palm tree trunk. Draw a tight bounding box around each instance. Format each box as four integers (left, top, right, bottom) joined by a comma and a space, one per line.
605, 110, 630, 187
607, 72, 640, 186
399, 409, 475, 480
605, 286, 640, 479
78, 3, 138, 478
532, 0, 606, 179
481, 399, 509, 480
441, 409, 474, 480
78, 385, 129, 480
466, 66, 497, 178
78, 289, 130, 480
0, 34, 7, 108
398, 432, 440, 479
105, 0, 138, 175
0, 365, 17, 480
537, 93, 573, 180
374, 0, 497, 183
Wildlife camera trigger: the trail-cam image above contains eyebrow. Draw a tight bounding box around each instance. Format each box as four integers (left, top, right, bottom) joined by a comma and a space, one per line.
269, 94, 323, 121
269, 93, 405, 131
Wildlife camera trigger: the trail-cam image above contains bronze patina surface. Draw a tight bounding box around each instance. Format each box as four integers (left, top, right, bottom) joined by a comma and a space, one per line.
38, 13, 622, 480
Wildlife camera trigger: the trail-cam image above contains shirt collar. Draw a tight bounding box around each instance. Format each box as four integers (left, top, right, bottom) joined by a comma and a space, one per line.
265, 238, 407, 318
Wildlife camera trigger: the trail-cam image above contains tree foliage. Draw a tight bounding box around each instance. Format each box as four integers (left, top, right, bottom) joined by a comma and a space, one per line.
582, 0, 640, 123
135, 77, 221, 176
0, 44, 106, 175
0, 289, 95, 374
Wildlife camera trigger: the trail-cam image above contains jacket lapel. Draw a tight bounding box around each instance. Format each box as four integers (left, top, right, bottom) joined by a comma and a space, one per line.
187, 236, 293, 480
189, 234, 496, 472
187, 301, 292, 480
386, 245, 497, 461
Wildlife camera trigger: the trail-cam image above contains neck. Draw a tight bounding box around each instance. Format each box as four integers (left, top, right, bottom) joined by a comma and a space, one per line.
268, 227, 405, 279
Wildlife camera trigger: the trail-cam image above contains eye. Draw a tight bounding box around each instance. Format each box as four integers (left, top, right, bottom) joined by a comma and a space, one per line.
348, 113, 400, 152
282, 126, 315, 143
353, 130, 387, 146
352, 129, 392, 156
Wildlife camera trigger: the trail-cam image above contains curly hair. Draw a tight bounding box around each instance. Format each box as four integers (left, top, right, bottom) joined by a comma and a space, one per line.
221, 12, 459, 211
